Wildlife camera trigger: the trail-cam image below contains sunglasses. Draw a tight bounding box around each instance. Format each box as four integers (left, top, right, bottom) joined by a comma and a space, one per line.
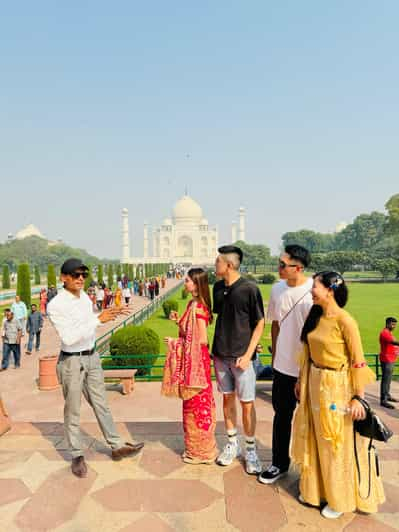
278, 261, 298, 269
70, 271, 89, 279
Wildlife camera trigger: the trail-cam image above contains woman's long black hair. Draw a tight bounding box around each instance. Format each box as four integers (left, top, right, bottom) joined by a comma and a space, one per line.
300, 271, 348, 343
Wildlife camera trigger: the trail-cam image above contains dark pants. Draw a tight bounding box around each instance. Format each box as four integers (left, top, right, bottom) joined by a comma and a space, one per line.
380, 362, 395, 402
272, 369, 298, 471
27, 330, 41, 352
2, 343, 21, 369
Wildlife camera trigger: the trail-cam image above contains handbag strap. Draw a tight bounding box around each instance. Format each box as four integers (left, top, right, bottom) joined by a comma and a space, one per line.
353, 429, 380, 500
280, 290, 311, 326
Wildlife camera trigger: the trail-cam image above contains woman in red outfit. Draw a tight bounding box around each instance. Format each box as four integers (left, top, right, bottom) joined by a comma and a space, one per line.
162, 268, 217, 464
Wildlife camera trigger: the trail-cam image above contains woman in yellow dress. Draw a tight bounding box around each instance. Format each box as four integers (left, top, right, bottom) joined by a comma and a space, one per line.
292, 271, 385, 519
114, 287, 122, 308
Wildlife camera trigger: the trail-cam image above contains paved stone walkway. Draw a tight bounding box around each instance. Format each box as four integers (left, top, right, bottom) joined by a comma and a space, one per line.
0, 283, 398, 531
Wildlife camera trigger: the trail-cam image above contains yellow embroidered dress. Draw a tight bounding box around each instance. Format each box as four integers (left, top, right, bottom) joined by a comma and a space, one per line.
291, 309, 385, 513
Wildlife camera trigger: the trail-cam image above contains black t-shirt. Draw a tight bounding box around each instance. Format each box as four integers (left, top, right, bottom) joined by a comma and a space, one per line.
212, 277, 264, 359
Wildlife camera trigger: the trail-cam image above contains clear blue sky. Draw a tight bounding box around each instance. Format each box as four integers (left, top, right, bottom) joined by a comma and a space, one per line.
1, 1, 398, 258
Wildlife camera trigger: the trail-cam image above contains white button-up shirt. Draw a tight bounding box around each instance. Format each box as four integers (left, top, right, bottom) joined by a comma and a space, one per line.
47, 288, 101, 352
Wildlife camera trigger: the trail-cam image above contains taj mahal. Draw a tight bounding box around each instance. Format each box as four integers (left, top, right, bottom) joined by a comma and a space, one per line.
121, 194, 246, 266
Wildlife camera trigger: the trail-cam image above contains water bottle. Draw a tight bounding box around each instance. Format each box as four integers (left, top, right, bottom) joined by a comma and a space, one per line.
329, 403, 351, 415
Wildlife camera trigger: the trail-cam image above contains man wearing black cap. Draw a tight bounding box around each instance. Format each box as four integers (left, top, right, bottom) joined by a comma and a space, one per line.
212, 245, 265, 475
47, 258, 144, 478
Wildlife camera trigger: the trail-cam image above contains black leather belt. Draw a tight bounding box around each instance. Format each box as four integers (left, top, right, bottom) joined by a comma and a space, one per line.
61, 348, 95, 356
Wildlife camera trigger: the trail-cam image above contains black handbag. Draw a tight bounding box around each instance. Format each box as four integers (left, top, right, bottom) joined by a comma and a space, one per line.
352, 395, 393, 499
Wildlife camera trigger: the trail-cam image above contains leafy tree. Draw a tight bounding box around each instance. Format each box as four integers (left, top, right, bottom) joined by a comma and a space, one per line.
335, 212, 386, 251
385, 194, 399, 232
234, 241, 271, 273
282, 230, 335, 253
372, 258, 398, 280
2, 265, 10, 289
34, 265, 41, 285
17, 263, 31, 306
47, 264, 57, 288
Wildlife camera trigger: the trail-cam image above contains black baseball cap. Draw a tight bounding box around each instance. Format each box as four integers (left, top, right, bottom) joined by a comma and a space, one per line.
218, 245, 243, 263
61, 258, 89, 275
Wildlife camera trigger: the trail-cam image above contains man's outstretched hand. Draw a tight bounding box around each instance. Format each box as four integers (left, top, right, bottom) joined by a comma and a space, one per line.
98, 307, 130, 324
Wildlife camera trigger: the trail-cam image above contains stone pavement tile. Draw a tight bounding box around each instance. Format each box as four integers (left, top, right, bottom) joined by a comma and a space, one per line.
344, 514, 398, 531
374, 513, 399, 531
8, 422, 63, 436
162, 500, 238, 532
380, 449, 399, 461
120, 513, 175, 532
0, 499, 30, 532
139, 447, 185, 478
14, 466, 97, 532
0, 451, 33, 472
92, 479, 223, 512
87, 457, 151, 496
0, 451, 67, 493
380, 461, 399, 488
0, 435, 59, 452
278, 489, 354, 531
224, 465, 287, 532
55, 495, 139, 532
170, 462, 225, 495
380, 483, 399, 513
0, 479, 31, 507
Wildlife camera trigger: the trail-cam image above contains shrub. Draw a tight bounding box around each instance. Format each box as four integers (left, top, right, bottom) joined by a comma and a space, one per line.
17, 263, 31, 306
162, 299, 179, 318
47, 264, 57, 288
97, 264, 104, 285
207, 271, 217, 285
106, 325, 160, 376
107, 264, 114, 288
181, 287, 188, 299
2, 265, 10, 289
261, 273, 276, 284
34, 265, 41, 285
242, 273, 258, 283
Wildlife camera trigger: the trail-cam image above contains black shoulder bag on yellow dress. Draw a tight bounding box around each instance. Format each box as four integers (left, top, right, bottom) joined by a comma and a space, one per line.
352, 394, 393, 499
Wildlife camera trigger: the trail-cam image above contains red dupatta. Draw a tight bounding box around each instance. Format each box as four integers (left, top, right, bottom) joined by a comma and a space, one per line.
161, 300, 208, 400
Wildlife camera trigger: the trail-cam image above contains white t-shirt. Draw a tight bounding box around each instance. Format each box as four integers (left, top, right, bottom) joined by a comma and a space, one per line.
267, 278, 313, 377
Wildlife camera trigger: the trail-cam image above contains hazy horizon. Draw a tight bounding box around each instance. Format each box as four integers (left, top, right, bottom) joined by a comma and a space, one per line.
1, 2, 398, 258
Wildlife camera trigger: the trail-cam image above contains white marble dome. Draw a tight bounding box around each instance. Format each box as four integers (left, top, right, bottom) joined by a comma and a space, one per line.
163, 217, 172, 226
15, 224, 45, 240
172, 195, 203, 223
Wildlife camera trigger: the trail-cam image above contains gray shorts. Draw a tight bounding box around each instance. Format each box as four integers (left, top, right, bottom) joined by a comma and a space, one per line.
213, 356, 256, 402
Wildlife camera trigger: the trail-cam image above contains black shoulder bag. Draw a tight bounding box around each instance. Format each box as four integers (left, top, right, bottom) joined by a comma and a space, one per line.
352, 395, 393, 499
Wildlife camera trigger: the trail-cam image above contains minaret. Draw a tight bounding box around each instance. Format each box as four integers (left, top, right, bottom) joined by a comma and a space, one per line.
231, 221, 237, 243
121, 208, 130, 263
238, 207, 246, 242
143, 222, 149, 259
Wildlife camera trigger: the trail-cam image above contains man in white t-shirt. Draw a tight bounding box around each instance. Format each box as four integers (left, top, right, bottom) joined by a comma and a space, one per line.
259, 245, 313, 484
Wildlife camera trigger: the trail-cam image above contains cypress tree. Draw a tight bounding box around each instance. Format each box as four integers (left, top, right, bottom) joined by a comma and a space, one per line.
107, 264, 114, 288
2, 265, 10, 289
47, 264, 57, 288
17, 263, 31, 306
97, 264, 104, 285
84, 265, 93, 291
128, 264, 134, 280
34, 265, 41, 285
116, 264, 122, 279
123, 263, 129, 276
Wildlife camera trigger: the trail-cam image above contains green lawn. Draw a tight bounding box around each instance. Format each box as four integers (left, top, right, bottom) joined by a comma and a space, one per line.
145, 282, 399, 355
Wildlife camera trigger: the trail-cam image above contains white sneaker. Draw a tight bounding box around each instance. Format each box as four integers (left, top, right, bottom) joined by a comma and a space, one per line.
216, 441, 241, 466
321, 505, 343, 519
245, 448, 262, 475
258, 464, 288, 484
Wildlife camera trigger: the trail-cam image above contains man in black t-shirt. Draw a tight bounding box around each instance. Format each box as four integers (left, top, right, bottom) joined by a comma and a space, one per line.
212, 245, 265, 475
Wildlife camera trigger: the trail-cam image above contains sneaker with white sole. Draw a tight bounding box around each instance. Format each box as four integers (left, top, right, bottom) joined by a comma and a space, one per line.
216, 441, 241, 466
258, 464, 288, 484
321, 505, 343, 519
245, 448, 262, 475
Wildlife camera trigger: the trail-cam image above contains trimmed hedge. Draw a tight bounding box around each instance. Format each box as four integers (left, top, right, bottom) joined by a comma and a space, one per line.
2, 265, 10, 289
17, 263, 31, 306
106, 325, 160, 376
261, 273, 276, 284
47, 264, 57, 288
34, 265, 41, 285
162, 299, 179, 318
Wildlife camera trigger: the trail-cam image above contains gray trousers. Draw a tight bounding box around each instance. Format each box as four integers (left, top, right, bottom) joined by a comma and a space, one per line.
56, 352, 123, 458
380, 361, 395, 402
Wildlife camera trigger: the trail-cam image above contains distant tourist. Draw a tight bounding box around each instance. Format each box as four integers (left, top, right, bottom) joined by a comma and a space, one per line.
154, 278, 160, 297
162, 268, 217, 464
122, 286, 131, 305
212, 245, 265, 475
47, 285, 58, 303
11, 295, 27, 337
95, 285, 105, 311
39, 288, 48, 316
47, 258, 144, 478
291, 271, 385, 518
1, 309, 22, 370
26, 304, 43, 354
148, 280, 155, 300
114, 287, 122, 308
259, 245, 313, 485
379, 317, 399, 408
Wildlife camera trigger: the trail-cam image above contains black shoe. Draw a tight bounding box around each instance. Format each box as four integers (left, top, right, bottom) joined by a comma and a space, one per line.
388, 397, 398, 403
71, 456, 88, 478
380, 401, 395, 409
258, 465, 288, 484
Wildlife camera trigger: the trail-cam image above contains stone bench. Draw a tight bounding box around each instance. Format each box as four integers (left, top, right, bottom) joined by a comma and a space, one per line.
103, 369, 137, 395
